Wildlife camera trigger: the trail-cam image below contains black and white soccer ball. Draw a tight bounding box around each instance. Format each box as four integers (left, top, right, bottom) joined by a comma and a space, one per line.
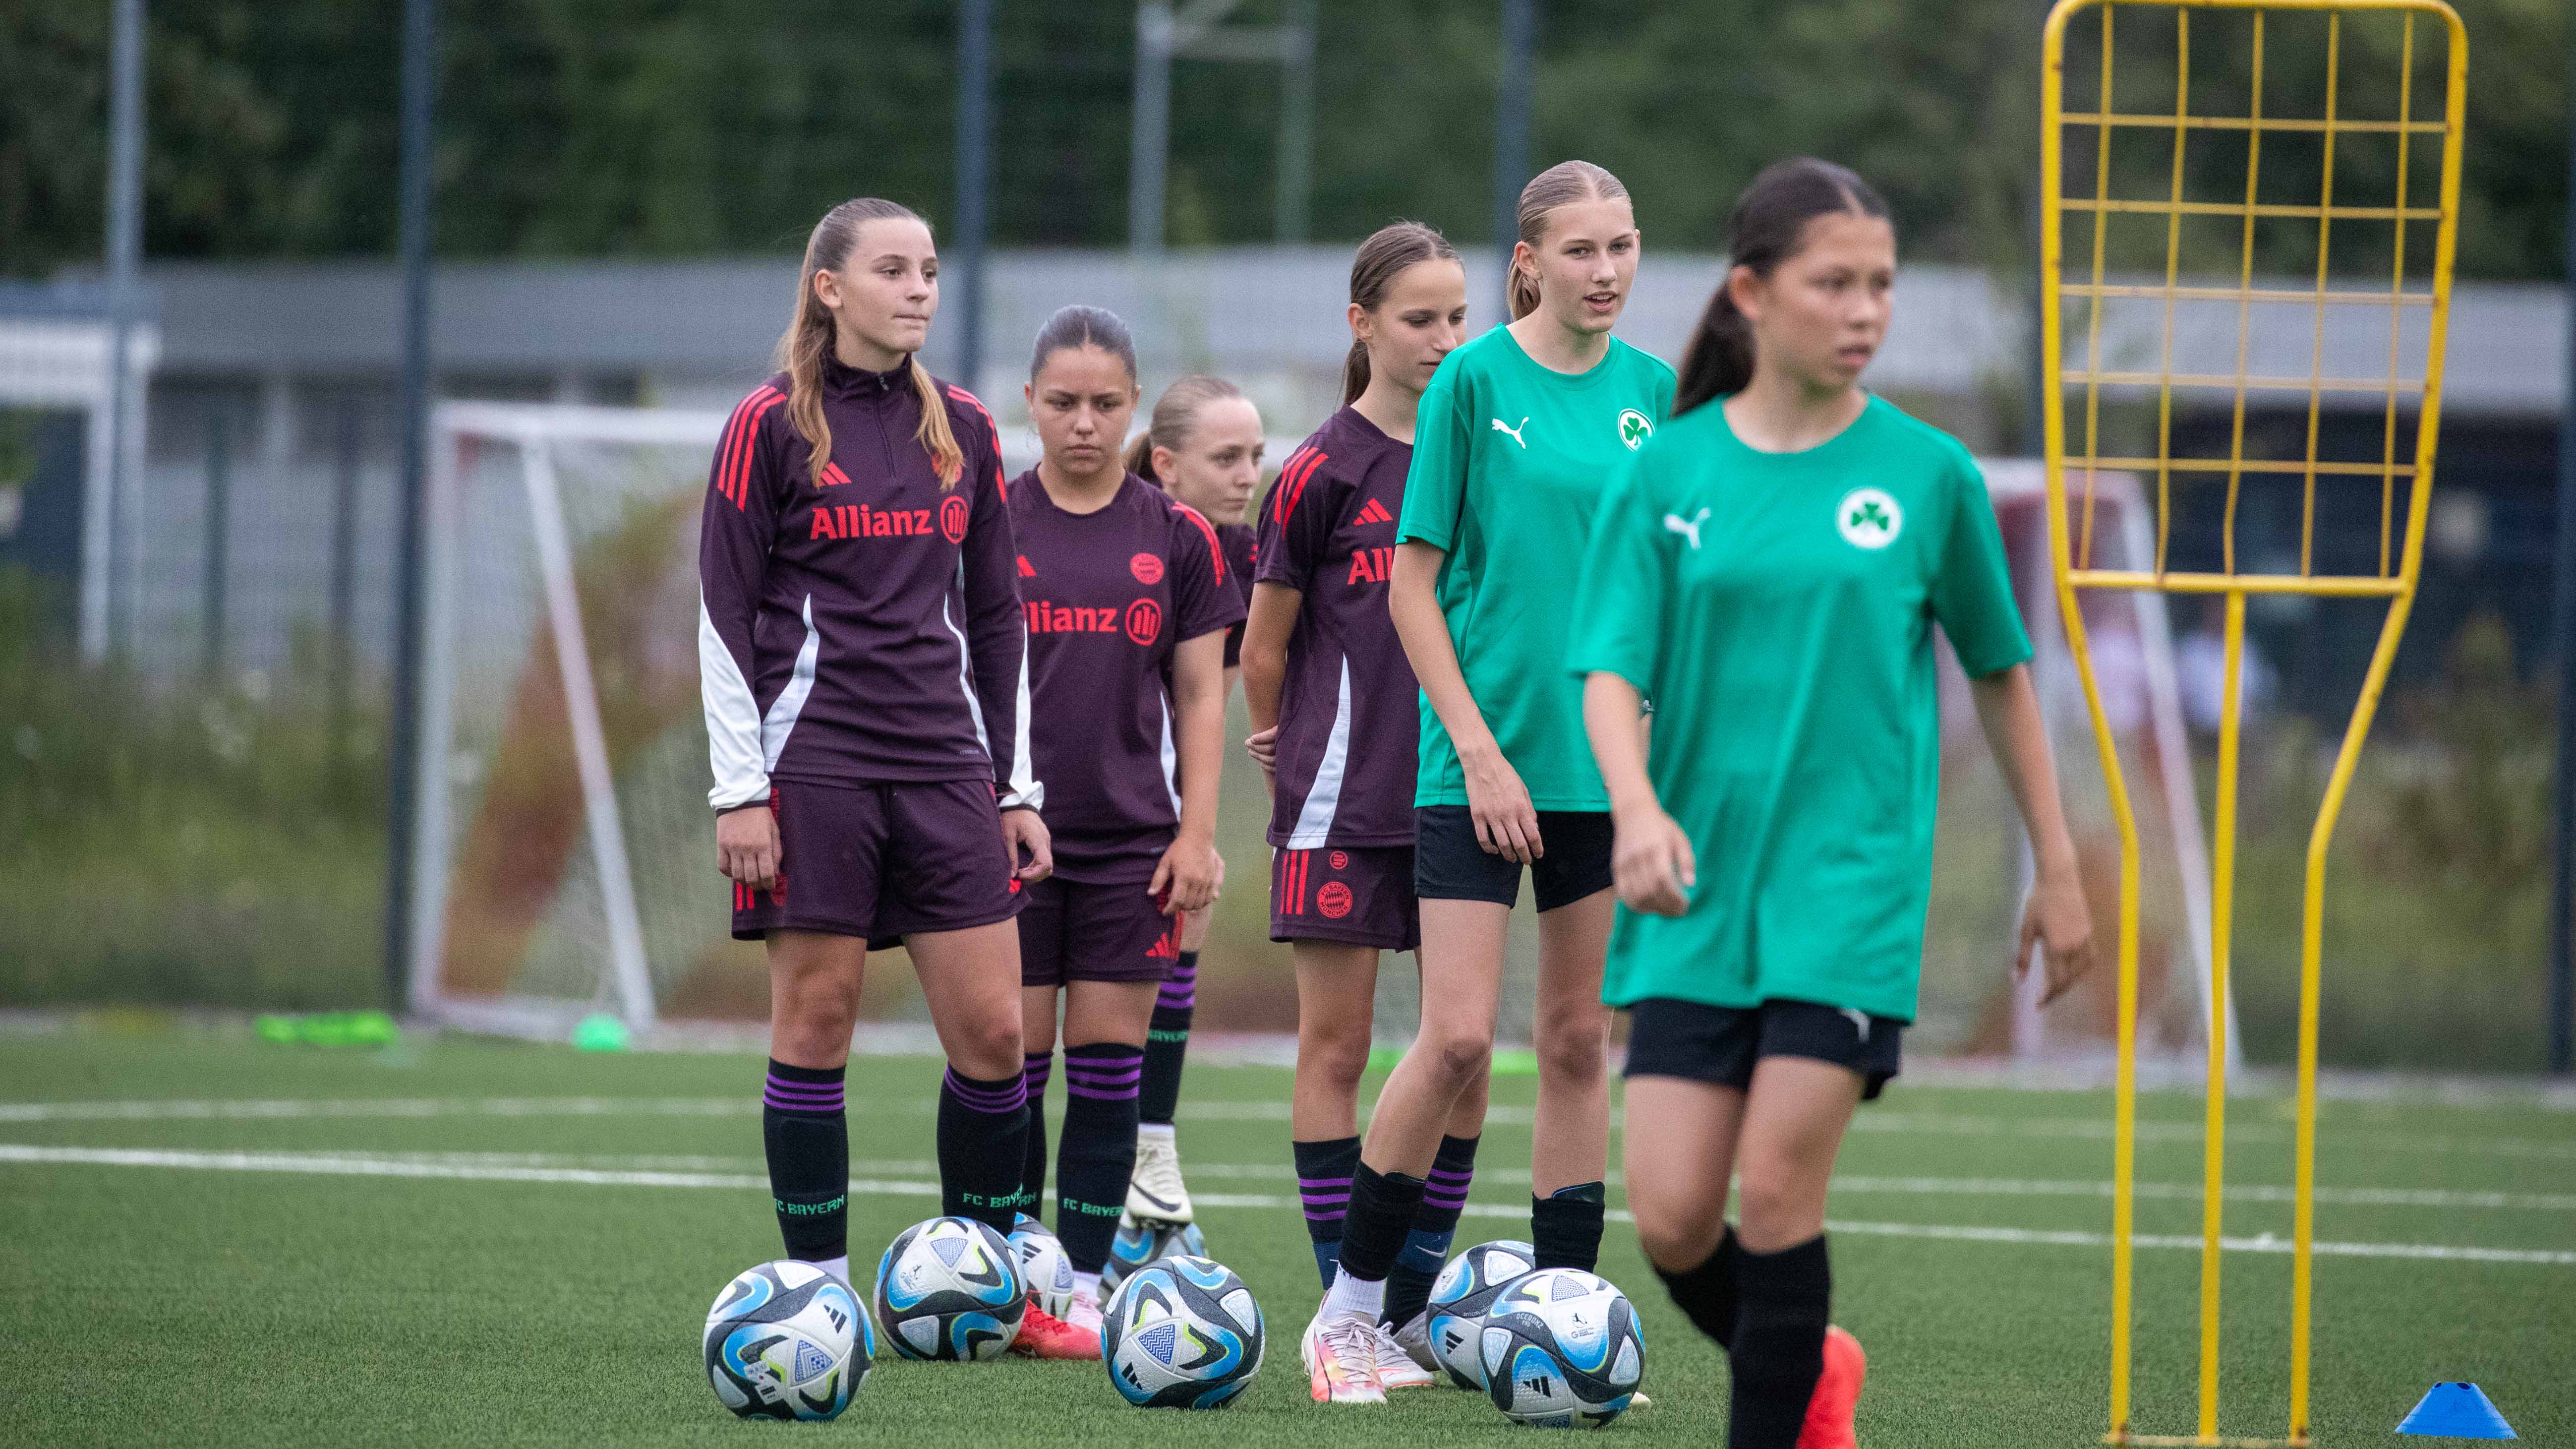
702, 1260, 872, 1420
1100, 1255, 1264, 1409
1426, 1238, 1537, 1390
1101, 1216, 1206, 1292
1008, 1213, 1077, 1318
1479, 1268, 1645, 1429
873, 1216, 1025, 1361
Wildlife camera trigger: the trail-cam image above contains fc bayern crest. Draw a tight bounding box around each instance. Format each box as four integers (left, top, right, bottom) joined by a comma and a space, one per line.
940, 494, 971, 544
1131, 552, 1166, 585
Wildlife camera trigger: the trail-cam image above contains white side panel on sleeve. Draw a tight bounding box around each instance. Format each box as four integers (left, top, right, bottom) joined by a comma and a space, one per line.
1157, 691, 1182, 815
999, 637, 1043, 811
1284, 658, 1353, 848
699, 593, 769, 809
759, 594, 821, 774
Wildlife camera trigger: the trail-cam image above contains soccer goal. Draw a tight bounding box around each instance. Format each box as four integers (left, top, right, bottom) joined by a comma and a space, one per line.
409, 401, 734, 1037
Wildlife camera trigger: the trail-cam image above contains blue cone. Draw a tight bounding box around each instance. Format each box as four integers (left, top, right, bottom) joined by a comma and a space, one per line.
2396, 1382, 2516, 1439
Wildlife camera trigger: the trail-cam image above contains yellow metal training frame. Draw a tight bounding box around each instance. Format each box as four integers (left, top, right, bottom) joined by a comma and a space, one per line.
2038, 0, 2465, 1444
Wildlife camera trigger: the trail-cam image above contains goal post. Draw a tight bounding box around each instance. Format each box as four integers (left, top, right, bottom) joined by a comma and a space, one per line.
2039, 0, 2468, 1442
411, 401, 731, 1035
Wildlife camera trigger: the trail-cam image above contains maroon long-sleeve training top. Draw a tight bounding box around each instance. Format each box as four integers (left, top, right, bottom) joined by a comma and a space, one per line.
697, 356, 1036, 813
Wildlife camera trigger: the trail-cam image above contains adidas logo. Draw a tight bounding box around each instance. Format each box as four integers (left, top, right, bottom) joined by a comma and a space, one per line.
819, 461, 850, 487
1016, 556, 1037, 578
1147, 931, 1178, 959
1352, 497, 1394, 527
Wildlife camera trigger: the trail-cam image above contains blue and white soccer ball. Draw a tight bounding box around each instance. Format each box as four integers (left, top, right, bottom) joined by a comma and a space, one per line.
1102, 1216, 1207, 1292
1427, 1238, 1537, 1389
1008, 1213, 1078, 1319
702, 1260, 872, 1420
1100, 1255, 1264, 1409
874, 1216, 1025, 1361
1478, 1268, 1645, 1429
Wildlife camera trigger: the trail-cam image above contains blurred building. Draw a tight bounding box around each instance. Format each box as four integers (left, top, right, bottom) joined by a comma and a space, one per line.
1, 250, 2561, 703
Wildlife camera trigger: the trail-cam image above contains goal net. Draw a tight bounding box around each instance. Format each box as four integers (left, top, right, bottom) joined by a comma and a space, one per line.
410, 401, 2226, 1065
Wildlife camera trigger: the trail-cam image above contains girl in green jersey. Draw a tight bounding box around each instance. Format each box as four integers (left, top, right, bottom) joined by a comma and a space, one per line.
1306, 160, 1675, 1398
1571, 158, 2098, 1448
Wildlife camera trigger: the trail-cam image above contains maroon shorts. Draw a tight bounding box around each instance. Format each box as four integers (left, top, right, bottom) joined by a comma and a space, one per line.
1270, 845, 1419, 952
1017, 876, 1178, 986
729, 779, 1024, 947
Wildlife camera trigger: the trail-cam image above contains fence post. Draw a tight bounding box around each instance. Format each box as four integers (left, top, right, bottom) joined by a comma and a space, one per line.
202, 402, 230, 680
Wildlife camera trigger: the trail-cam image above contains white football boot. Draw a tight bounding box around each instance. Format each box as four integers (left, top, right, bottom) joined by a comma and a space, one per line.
1125, 1128, 1194, 1224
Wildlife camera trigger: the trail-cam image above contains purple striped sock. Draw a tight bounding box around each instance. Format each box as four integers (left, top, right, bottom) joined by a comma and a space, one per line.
1062, 1050, 1144, 1101
1156, 958, 1198, 1013
941, 1066, 1027, 1116
1022, 1051, 1054, 1097
1299, 1175, 1354, 1224
1423, 1162, 1474, 1210
763, 1072, 845, 1114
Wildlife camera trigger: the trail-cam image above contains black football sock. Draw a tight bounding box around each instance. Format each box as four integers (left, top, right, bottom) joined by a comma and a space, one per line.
936, 1065, 1029, 1233
1728, 1234, 1832, 1449
1531, 1180, 1608, 1271
1019, 1051, 1054, 1218
1652, 1225, 1741, 1348
1292, 1136, 1362, 1288
1054, 1042, 1145, 1273
1384, 1133, 1480, 1327
1335, 1162, 1427, 1284
761, 1059, 848, 1262
1138, 951, 1196, 1126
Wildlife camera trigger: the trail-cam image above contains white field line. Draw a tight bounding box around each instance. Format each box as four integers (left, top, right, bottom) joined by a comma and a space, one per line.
5, 1144, 2571, 1269
3, 1095, 2573, 1162
2, 1145, 2560, 1213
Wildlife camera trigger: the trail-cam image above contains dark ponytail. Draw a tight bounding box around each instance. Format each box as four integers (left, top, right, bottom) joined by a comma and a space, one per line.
1673, 157, 1891, 416
1343, 221, 1460, 404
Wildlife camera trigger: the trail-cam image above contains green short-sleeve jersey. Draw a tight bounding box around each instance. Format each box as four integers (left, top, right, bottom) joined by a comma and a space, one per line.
1397, 326, 1676, 809
1566, 394, 2031, 1021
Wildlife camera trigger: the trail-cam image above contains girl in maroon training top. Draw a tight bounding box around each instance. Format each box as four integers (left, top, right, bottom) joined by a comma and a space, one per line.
700, 197, 1050, 1299
1120, 374, 1264, 1226
1239, 222, 1484, 1398
1008, 307, 1242, 1353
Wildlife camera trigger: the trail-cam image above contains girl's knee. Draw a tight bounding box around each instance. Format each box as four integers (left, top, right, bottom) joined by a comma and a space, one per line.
948, 1011, 1024, 1080
1630, 1196, 1725, 1269
1534, 1014, 1609, 1084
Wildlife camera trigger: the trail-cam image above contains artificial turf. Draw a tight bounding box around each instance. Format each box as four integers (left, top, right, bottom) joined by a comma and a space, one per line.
0, 1028, 2566, 1447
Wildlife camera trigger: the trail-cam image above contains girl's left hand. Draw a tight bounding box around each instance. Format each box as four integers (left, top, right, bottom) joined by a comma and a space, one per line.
1150, 837, 1223, 915
2017, 859, 2096, 1004
1000, 807, 1054, 884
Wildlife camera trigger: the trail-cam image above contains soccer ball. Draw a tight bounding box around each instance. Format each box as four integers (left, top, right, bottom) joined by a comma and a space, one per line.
873, 1216, 1025, 1361
702, 1260, 871, 1420
1008, 1213, 1077, 1319
1102, 1216, 1207, 1292
1478, 1268, 1645, 1429
1426, 1238, 1537, 1389
1100, 1255, 1264, 1408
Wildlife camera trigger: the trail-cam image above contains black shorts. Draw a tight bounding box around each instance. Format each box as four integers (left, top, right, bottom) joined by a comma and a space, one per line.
1622, 997, 1905, 1101
1018, 876, 1178, 986
729, 780, 1024, 948
1413, 806, 1614, 913
1271, 845, 1419, 952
